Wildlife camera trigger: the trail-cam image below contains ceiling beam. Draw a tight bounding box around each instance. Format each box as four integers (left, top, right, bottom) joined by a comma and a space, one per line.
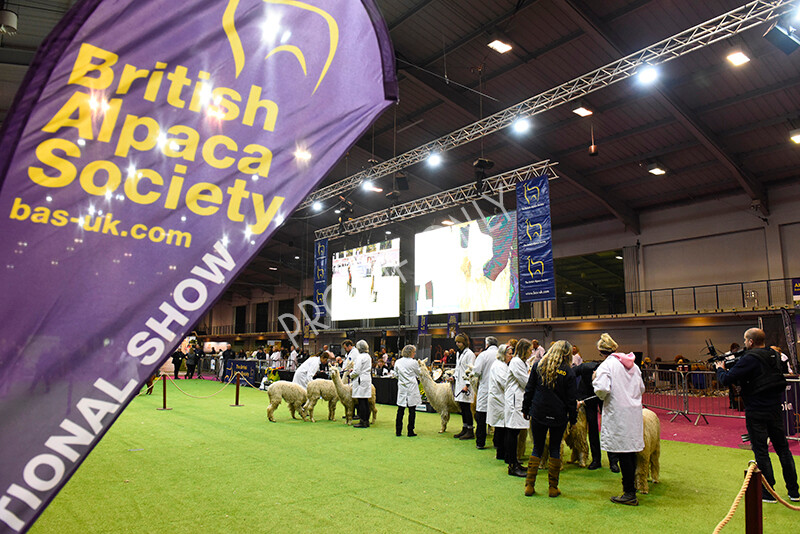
399, 61, 641, 233
555, 0, 768, 216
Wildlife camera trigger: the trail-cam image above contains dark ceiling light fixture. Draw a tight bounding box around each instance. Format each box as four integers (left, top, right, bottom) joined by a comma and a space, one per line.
0, 3, 18, 36
588, 123, 599, 157
762, 17, 800, 55
473, 158, 494, 193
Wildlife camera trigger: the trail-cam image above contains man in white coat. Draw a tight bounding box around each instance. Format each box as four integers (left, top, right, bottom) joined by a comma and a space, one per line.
350, 340, 373, 428
394, 344, 422, 437
342, 339, 358, 371
289, 346, 298, 371
592, 332, 645, 506
472, 336, 499, 449
450, 333, 476, 440
292, 352, 327, 389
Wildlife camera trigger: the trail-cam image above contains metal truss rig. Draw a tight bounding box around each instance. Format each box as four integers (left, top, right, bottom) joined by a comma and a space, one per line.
314, 160, 556, 240
299, 0, 797, 211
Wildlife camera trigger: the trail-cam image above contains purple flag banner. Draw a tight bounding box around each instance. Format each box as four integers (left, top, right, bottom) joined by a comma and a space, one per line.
0, 1, 397, 531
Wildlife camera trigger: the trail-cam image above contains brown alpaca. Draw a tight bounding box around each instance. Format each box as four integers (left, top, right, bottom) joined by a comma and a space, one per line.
330, 369, 377, 425
418, 360, 461, 433
539, 404, 589, 468
636, 408, 661, 494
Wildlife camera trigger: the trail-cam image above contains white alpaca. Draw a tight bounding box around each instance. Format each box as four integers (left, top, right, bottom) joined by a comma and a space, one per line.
303, 379, 339, 422
636, 408, 661, 494
418, 360, 461, 433
330, 369, 377, 425
266, 381, 308, 422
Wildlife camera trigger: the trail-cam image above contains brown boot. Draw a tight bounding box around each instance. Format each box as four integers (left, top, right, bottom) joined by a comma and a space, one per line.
548, 458, 562, 497
524, 456, 541, 496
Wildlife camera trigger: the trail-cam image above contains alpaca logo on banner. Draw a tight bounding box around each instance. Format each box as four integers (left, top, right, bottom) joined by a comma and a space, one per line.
0, 0, 397, 530
516, 174, 555, 302
313, 238, 328, 317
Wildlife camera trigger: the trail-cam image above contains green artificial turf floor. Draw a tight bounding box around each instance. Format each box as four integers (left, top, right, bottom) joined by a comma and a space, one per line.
29, 379, 800, 533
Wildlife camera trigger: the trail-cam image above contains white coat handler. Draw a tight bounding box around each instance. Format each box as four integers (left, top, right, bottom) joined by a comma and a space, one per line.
592, 333, 645, 506
394, 344, 422, 437
350, 340, 373, 428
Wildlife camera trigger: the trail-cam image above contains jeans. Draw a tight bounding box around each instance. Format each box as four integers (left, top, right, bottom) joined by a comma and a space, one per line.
746, 410, 799, 497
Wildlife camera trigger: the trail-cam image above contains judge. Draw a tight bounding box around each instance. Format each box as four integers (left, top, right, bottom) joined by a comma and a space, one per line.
394, 344, 421, 437
292, 351, 328, 389
350, 340, 373, 428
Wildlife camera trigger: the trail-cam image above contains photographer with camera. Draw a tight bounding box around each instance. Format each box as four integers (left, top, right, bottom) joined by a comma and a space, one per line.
714, 328, 799, 503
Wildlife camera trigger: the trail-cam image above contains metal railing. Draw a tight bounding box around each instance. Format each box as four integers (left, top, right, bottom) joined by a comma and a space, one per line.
626, 278, 796, 314
643, 367, 800, 440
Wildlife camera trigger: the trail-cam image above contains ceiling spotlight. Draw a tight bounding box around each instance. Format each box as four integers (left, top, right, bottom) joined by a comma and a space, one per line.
0, 9, 18, 35
334, 209, 341, 214
441, 219, 454, 226
512, 117, 530, 133
763, 19, 800, 55
638, 66, 658, 84
615, 255, 623, 260
487, 39, 512, 54
790, 128, 800, 144
428, 153, 442, 167
565, 291, 573, 295
647, 162, 667, 175
572, 102, 593, 117
294, 255, 300, 260
268, 266, 278, 271
362, 180, 382, 193
726, 51, 750, 66
312, 200, 322, 211
385, 230, 392, 235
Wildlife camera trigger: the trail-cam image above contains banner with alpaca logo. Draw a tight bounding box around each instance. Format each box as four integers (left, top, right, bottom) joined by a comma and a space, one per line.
0, 1, 397, 531
516, 174, 555, 302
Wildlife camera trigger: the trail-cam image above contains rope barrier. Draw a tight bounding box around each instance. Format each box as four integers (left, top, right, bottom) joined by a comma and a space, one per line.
760, 474, 800, 511
165, 374, 236, 399
135, 375, 162, 397
712, 462, 757, 534
238, 373, 269, 391
713, 461, 800, 533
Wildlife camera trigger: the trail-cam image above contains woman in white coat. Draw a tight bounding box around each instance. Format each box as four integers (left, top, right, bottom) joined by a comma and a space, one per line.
394, 344, 421, 437
487, 344, 511, 462
504, 341, 529, 477
592, 332, 645, 506
350, 340, 373, 428
451, 333, 476, 440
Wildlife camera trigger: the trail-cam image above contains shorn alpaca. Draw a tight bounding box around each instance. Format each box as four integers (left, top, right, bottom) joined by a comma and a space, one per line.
266, 381, 308, 422
330, 369, 377, 425
636, 408, 661, 494
303, 379, 339, 422
418, 360, 461, 433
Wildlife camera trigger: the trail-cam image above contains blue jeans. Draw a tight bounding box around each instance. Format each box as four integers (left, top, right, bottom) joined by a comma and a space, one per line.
745, 410, 799, 497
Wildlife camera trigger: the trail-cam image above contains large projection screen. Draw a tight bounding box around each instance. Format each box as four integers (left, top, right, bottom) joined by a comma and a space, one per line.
331, 238, 401, 321
415, 212, 518, 314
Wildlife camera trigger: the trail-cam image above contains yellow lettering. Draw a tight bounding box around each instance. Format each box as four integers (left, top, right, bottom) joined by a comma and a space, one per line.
238, 144, 272, 176
79, 160, 121, 196
242, 85, 278, 131
68, 43, 118, 90
185, 182, 222, 216
212, 87, 241, 121
115, 114, 160, 157
51, 210, 69, 227
116, 64, 150, 95
124, 169, 163, 205
41, 92, 94, 139
29, 138, 79, 188
202, 135, 237, 169
164, 125, 199, 160
30, 206, 50, 224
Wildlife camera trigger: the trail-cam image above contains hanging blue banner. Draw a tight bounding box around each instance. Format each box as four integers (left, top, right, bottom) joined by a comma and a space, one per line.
418, 315, 429, 335
313, 238, 328, 316
516, 174, 555, 302
447, 313, 458, 338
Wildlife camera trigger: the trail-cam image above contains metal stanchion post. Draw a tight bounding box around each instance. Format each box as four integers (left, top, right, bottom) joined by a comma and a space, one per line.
157, 374, 171, 411
231, 372, 243, 407
744, 465, 763, 534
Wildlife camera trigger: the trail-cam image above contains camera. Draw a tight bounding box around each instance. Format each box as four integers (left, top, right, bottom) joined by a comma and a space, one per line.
704, 339, 745, 370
